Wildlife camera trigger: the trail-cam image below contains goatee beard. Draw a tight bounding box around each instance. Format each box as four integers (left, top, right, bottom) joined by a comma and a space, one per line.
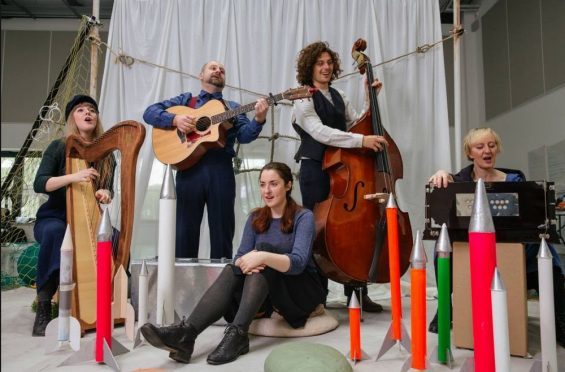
210, 77, 225, 88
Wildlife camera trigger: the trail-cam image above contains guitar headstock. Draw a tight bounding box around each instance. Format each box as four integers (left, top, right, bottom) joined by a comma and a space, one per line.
282, 86, 317, 101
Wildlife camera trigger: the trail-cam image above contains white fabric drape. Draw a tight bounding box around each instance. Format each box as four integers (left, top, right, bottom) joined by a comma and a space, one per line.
99, 0, 451, 287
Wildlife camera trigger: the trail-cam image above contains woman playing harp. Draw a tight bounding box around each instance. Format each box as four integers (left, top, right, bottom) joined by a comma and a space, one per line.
32, 95, 115, 336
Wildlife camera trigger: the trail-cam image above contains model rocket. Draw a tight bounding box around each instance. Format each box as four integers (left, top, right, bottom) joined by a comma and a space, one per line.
59, 208, 128, 371
157, 164, 177, 326
530, 238, 558, 372
96, 206, 114, 362
491, 267, 510, 372
45, 224, 81, 353
112, 265, 135, 341
377, 194, 411, 360
401, 230, 428, 372
430, 223, 454, 368
348, 292, 364, 363
133, 259, 149, 348
461, 178, 496, 372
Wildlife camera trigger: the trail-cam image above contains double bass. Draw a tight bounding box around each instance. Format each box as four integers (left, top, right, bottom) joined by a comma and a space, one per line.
313, 39, 413, 287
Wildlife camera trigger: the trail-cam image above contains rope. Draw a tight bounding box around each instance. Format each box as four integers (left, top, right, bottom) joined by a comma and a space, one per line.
95, 27, 463, 98
339, 26, 464, 80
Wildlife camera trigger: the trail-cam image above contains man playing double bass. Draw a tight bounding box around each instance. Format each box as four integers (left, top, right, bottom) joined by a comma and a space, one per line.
292, 41, 388, 312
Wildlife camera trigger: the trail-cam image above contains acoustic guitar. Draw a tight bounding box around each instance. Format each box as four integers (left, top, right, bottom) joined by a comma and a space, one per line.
152, 86, 315, 170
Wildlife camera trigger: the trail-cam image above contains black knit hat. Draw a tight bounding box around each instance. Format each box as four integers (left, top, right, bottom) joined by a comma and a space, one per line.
65, 94, 99, 121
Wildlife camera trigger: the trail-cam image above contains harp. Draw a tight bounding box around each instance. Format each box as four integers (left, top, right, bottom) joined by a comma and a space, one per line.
65, 120, 146, 330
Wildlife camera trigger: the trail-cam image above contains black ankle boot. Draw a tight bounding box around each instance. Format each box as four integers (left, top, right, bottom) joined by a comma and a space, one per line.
206, 324, 249, 365
553, 272, 565, 348
32, 300, 52, 337
556, 310, 565, 348
140, 317, 197, 363
360, 294, 384, 313
347, 288, 383, 313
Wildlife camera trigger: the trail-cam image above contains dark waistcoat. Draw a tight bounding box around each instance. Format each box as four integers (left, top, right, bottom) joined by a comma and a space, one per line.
293, 87, 347, 162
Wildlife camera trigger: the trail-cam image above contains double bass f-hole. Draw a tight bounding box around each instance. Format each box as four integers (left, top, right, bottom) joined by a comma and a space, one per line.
344, 180, 365, 212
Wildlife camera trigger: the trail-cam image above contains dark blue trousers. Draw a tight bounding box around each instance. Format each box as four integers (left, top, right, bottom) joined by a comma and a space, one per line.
33, 217, 65, 292
298, 159, 329, 212
175, 150, 235, 259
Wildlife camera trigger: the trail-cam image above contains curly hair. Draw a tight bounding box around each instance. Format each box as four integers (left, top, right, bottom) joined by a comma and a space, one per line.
295, 41, 342, 86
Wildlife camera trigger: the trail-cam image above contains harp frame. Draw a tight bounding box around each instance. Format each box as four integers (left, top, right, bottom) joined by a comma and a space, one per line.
66, 120, 146, 330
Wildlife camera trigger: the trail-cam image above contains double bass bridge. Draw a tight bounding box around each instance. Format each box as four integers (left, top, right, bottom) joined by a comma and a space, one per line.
364, 192, 389, 204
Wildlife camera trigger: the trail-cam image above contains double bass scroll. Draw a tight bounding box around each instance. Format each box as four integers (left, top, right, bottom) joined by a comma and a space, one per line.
66, 120, 145, 330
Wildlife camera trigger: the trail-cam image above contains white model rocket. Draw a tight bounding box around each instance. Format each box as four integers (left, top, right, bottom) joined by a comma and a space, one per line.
156, 164, 177, 325
45, 224, 81, 353
112, 265, 135, 341
133, 259, 149, 348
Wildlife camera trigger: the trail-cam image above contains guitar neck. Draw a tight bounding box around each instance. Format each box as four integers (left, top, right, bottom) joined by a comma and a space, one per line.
211, 93, 284, 123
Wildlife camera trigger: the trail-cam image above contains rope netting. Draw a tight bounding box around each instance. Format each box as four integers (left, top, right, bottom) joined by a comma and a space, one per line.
1, 16, 103, 290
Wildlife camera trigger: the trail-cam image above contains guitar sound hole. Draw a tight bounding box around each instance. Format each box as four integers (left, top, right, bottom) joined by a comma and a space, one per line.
196, 117, 211, 132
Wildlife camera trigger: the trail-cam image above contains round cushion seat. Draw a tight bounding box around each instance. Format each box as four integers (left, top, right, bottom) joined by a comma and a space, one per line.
248, 305, 338, 337
264, 341, 352, 372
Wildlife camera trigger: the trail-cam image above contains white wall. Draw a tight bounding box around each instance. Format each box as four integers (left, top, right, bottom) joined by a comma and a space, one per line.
453, 3, 565, 178
487, 87, 565, 177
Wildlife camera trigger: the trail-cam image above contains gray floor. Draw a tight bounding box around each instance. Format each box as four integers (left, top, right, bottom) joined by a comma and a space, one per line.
2, 285, 564, 372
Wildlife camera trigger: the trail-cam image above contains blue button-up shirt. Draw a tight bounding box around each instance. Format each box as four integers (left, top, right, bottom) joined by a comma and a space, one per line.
143, 90, 264, 157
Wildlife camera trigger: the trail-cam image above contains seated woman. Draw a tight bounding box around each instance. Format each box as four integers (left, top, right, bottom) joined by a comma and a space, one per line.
141, 162, 325, 365
428, 127, 565, 348
32, 95, 115, 336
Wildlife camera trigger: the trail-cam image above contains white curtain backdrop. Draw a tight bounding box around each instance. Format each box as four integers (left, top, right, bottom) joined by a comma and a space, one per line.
99, 0, 451, 292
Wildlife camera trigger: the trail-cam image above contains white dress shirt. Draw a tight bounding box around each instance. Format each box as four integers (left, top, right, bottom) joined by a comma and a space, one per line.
292, 87, 369, 150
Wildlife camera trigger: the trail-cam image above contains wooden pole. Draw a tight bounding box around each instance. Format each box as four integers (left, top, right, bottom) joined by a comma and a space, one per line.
89, 0, 100, 99
453, 0, 462, 171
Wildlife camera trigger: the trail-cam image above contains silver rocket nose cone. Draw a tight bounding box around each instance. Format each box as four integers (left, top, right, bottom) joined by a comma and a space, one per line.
491, 267, 505, 291
160, 164, 177, 199
436, 223, 452, 254
348, 291, 361, 309
469, 178, 495, 233
140, 259, 149, 276
97, 207, 113, 241
410, 230, 427, 268
537, 237, 553, 259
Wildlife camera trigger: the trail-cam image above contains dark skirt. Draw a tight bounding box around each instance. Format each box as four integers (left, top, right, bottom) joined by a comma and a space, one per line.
224, 265, 325, 329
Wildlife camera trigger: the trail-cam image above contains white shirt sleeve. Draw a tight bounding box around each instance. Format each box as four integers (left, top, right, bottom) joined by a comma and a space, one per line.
292, 88, 364, 148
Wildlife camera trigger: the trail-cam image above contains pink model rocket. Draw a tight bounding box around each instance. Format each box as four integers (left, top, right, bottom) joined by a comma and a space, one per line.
461, 178, 496, 372
96, 207, 114, 363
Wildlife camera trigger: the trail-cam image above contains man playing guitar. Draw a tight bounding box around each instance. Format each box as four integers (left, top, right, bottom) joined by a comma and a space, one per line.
144, 60, 269, 259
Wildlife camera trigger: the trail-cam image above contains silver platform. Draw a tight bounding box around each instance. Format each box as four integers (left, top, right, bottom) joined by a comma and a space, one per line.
130, 258, 230, 323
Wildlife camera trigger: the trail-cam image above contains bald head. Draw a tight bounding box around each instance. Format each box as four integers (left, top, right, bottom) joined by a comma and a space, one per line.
199, 60, 226, 90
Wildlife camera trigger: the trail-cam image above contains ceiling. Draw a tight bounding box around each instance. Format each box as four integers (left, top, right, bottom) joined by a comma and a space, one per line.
1, 0, 115, 19
0, 0, 481, 21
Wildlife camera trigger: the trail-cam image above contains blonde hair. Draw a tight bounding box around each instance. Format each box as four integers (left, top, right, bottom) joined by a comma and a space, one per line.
463, 127, 502, 161
64, 103, 114, 190
64, 103, 104, 140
